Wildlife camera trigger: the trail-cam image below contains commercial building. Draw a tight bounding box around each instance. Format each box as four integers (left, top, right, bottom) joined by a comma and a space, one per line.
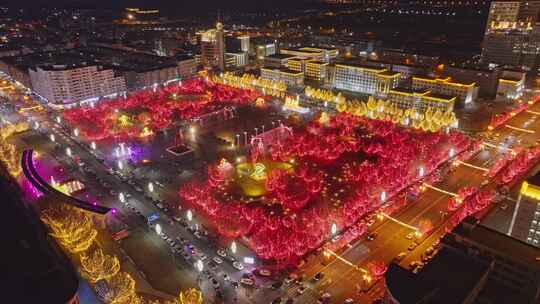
412, 76, 478, 105
333, 62, 400, 96
366, 59, 430, 86
29, 63, 126, 104
198, 22, 226, 71
260, 66, 304, 86
253, 41, 276, 60
387, 87, 456, 112
444, 217, 540, 303
496, 69, 526, 100
225, 52, 249, 68
442, 65, 502, 98
384, 247, 491, 304
264, 54, 296, 68
280, 47, 339, 62
482, 1, 540, 67
384, 217, 540, 304
175, 54, 197, 79
305, 60, 330, 82
510, 173, 540, 248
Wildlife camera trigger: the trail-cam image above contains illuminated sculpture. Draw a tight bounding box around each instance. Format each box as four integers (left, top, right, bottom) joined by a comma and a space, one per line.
179, 288, 203, 304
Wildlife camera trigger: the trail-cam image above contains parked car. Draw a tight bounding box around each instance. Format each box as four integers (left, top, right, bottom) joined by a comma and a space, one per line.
232, 261, 244, 270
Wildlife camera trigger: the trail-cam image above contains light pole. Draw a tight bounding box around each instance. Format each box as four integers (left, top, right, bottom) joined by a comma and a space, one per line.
186, 209, 193, 221
230, 241, 237, 255
155, 223, 162, 235
119, 192, 125, 203
148, 181, 154, 193
66, 147, 72, 157
90, 141, 96, 150
50, 134, 56, 142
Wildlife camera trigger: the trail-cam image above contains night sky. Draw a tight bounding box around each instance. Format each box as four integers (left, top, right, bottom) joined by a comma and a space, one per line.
1, 0, 312, 10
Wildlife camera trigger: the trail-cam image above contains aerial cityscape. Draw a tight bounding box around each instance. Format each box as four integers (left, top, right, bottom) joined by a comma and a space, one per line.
2, 1, 540, 303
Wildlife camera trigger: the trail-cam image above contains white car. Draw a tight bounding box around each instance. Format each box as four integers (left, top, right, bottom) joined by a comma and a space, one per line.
216, 249, 227, 257
232, 261, 244, 270
213, 256, 223, 264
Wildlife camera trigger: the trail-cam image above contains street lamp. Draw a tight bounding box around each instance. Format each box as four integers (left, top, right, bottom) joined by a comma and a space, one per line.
155, 223, 162, 235
119, 192, 125, 203
230, 241, 237, 254
148, 182, 154, 193
380, 191, 386, 202
90, 141, 96, 150
117, 160, 124, 170
56, 116, 61, 124
449, 148, 455, 158
330, 222, 338, 235
66, 147, 72, 157
186, 209, 193, 221
50, 134, 55, 142
73, 128, 79, 137
418, 166, 425, 178
195, 259, 204, 272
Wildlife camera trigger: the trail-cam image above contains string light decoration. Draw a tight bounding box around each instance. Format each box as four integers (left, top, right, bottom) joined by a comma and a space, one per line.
61, 78, 262, 141
80, 245, 121, 283
105, 272, 137, 304
179, 113, 474, 265
178, 289, 203, 304
40, 204, 97, 254
0, 122, 28, 177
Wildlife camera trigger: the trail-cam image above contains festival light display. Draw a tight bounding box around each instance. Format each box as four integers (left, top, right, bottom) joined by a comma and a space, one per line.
214, 72, 287, 98
179, 113, 474, 265
61, 79, 262, 141
80, 245, 121, 283
0, 122, 28, 177
41, 204, 98, 254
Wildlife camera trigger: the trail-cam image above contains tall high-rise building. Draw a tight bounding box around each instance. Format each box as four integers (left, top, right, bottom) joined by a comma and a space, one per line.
199, 22, 226, 71
482, 1, 540, 68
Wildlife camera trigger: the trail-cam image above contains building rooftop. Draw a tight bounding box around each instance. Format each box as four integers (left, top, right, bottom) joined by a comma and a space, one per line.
425, 92, 457, 102
385, 247, 491, 304
261, 66, 303, 75
265, 54, 296, 60
449, 218, 540, 271
378, 70, 401, 77
335, 61, 387, 72
389, 87, 430, 95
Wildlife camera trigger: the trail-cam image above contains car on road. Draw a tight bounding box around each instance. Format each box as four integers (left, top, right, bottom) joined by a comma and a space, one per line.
313, 272, 324, 282
284, 276, 295, 285
216, 249, 227, 257
257, 269, 272, 277
232, 261, 244, 270
408, 242, 418, 251
500, 203, 508, 210
367, 233, 377, 241
240, 278, 254, 286
405, 232, 414, 240
212, 256, 223, 264
271, 281, 283, 289
394, 252, 407, 262
344, 299, 354, 304
272, 297, 282, 304
297, 285, 307, 295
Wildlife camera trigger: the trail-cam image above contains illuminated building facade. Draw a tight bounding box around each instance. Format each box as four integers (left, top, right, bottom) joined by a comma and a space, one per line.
412, 76, 477, 105
260, 67, 304, 86
387, 87, 455, 112
333, 63, 400, 95
264, 54, 295, 68
496, 70, 525, 100
199, 23, 225, 71
29, 63, 126, 104
482, 1, 540, 67
510, 175, 540, 248
176, 55, 197, 79
225, 52, 249, 68
280, 47, 339, 62
305, 60, 329, 82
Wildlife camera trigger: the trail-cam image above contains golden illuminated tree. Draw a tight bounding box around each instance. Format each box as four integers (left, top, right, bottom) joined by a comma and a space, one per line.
0, 123, 26, 177
178, 289, 203, 304
41, 204, 97, 254
106, 272, 137, 304
80, 245, 121, 283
